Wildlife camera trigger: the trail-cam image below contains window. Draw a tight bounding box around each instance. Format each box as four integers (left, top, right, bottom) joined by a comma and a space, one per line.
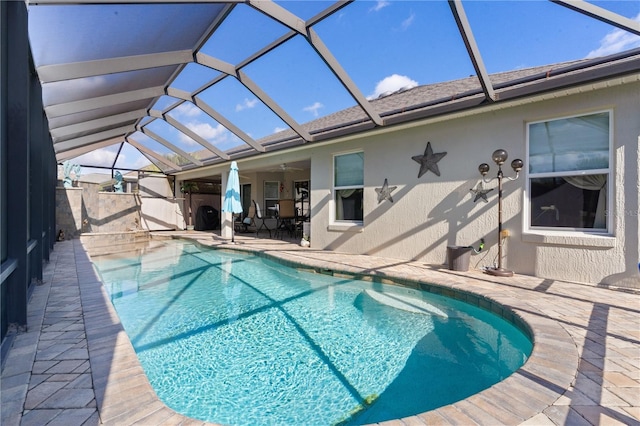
333, 152, 363, 223
527, 111, 611, 232
294, 180, 310, 220
263, 181, 279, 218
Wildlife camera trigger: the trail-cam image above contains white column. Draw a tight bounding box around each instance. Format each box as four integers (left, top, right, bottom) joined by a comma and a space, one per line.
220, 172, 232, 239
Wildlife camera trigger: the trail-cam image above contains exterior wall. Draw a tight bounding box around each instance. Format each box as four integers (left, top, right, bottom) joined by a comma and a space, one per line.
55, 187, 84, 238
138, 174, 181, 231
176, 81, 639, 288
308, 82, 639, 288
95, 192, 141, 233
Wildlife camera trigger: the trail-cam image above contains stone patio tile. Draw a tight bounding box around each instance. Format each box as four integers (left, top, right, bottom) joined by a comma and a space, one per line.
621, 405, 640, 421
573, 372, 632, 406
608, 385, 640, 406
28, 374, 49, 389
603, 371, 639, 387
36, 343, 75, 360
543, 405, 591, 426
58, 347, 90, 360
45, 408, 97, 426
1, 410, 23, 426
571, 405, 635, 425
103, 400, 173, 426
451, 398, 511, 425
20, 408, 63, 426
67, 372, 93, 388
38, 388, 95, 409
519, 413, 555, 425
81, 410, 101, 425
152, 412, 187, 426
24, 381, 67, 409
98, 389, 159, 424
436, 404, 479, 425
44, 359, 87, 374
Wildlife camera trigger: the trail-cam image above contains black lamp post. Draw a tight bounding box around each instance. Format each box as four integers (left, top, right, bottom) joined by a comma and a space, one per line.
478, 149, 523, 277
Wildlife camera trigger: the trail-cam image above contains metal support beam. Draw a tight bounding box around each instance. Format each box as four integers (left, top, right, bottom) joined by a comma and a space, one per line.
552, 0, 640, 36
192, 96, 266, 152
195, 52, 311, 143
126, 137, 182, 171
248, 1, 383, 126
37, 50, 193, 83
55, 136, 123, 162
45, 85, 165, 118
5, 1, 30, 327
448, 0, 496, 102
307, 28, 383, 125
140, 127, 204, 166
50, 109, 147, 141
237, 70, 313, 141
164, 113, 230, 160
29, 72, 45, 282
53, 125, 135, 152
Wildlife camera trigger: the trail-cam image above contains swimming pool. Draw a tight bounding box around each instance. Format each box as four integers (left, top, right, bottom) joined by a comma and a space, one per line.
92, 239, 532, 425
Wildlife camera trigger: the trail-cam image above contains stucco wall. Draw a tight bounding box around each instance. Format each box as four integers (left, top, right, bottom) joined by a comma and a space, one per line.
176, 80, 639, 288
138, 174, 182, 230
308, 82, 639, 288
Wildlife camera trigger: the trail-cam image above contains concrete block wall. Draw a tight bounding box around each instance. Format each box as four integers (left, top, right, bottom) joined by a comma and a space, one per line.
56, 187, 143, 237
55, 187, 84, 238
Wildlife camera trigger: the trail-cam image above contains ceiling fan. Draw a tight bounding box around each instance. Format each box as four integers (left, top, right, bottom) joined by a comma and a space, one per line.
269, 163, 303, 172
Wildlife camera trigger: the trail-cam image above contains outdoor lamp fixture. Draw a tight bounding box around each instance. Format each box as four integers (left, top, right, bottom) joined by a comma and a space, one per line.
478, 149, 524, 277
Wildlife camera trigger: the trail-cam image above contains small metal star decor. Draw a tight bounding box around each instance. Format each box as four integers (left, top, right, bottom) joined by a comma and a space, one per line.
470, 182, 493, 203
375, 178, 397, 204
412, 141, 447, 178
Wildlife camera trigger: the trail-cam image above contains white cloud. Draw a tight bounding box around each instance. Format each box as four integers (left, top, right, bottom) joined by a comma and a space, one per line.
369, 1, 390, 12
303, 102, 324, 117
235, 98, 259, 112
586, 13, 640, 58
400, 12, 415, 30
368, 74, 418, 99
182, 122, 228, 144
74, 147, 118, 166
273, 126, 287, 133
130, 154, 154, 170
174, 102, 201, 118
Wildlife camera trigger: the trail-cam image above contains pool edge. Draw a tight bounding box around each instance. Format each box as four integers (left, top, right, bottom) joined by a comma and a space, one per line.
84, 235, 578, 425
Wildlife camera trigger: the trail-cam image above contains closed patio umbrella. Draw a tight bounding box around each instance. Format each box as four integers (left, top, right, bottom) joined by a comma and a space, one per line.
222, 161, 243, 243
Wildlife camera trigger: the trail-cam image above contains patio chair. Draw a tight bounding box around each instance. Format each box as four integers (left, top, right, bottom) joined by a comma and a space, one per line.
275, 199, 296, 239
252, 200, 272, 238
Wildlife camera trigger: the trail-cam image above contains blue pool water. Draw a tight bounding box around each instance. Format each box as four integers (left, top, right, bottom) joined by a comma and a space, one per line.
93, 240, 532, 425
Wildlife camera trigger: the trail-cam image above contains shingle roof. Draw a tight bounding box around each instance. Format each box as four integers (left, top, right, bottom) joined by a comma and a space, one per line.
245, 50, 640, 153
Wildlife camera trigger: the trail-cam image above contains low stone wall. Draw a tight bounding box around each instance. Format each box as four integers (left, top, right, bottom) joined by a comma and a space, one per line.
80, 230, 150, 257
94, 192, 141, 233
56, 187, 84, 239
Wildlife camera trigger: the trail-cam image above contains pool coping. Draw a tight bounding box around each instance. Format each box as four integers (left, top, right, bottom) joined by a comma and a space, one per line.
84, 235, 579, 425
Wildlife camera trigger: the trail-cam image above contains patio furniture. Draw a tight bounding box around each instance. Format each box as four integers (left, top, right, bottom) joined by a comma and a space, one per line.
250, 200, 271, 238
275, 199, 296, 239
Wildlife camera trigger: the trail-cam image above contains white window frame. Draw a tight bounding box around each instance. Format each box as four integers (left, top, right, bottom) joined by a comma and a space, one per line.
263, 180, 280, 219
331, 150, 364, 227
524, 109, 613, 236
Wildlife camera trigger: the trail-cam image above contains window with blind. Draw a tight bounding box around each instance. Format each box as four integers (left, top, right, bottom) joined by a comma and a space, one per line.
527, 111, 611, 232
333, 152, 364, 223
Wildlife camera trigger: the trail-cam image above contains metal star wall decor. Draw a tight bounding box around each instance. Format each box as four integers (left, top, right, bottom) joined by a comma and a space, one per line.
470, 182, 494, 203
412, 141, 447, 178
375, 178, 397, 204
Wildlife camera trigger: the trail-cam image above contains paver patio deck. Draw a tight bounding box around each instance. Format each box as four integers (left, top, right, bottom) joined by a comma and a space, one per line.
2, 232, 639, 425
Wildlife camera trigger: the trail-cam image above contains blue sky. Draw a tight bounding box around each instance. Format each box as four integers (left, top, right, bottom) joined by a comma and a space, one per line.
50, 0, 640, 172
